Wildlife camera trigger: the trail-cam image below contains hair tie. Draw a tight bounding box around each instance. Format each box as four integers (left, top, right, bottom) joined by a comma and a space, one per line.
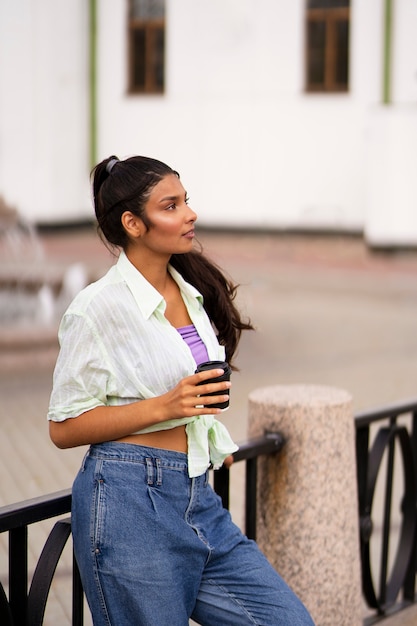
106, 158, 119, 174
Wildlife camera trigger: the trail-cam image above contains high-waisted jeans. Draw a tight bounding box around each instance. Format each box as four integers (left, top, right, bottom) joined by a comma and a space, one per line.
71, 442, 314, 626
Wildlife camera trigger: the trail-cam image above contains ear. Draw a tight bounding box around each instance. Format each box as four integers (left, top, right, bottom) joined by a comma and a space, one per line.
121, 211, 145, 238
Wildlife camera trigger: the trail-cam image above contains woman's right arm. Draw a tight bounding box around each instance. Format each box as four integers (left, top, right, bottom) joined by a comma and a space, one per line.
49, 368, 230, 449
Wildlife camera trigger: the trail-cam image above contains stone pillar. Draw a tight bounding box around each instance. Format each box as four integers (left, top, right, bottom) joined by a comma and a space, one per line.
248, 384, 362, 626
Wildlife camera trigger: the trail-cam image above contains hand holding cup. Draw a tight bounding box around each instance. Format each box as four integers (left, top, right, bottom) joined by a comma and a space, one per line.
195, 360, 232, 410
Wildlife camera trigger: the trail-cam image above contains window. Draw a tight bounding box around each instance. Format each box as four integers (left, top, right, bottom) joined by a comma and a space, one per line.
305, 0, 350, 93
128, 0, 165, 94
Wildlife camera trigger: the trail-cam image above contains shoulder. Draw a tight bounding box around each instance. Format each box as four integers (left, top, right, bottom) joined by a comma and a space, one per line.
65, 263, 126, 315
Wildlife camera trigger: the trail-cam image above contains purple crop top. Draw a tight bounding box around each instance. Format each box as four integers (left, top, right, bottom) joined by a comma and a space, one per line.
177, 324, 209, 365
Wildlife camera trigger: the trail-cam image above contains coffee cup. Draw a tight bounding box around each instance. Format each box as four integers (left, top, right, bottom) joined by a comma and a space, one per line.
195, 360, 231, 410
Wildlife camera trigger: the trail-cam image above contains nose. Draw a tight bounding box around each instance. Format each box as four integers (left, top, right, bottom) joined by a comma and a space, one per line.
186, 204, 197, 223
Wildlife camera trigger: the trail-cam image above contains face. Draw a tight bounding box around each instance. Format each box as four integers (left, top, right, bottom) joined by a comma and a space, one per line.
131, 173, 197, 257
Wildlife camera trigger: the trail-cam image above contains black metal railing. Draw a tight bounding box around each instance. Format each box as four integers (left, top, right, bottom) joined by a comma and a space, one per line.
0, 490, 82, 626
0, 432, 284, 625
2, 399, 417, 626
356, 399, 417, 624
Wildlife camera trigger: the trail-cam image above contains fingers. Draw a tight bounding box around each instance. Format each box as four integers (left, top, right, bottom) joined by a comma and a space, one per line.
192, 369, 230, 395
195, 397, 229, 411
196, 379, 231, 395
193, 368, 226, 384
165, 372, 231, 419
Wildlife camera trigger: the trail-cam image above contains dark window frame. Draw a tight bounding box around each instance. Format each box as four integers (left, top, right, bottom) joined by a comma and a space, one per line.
127, 6, 165, 94
305, 3, 350, 93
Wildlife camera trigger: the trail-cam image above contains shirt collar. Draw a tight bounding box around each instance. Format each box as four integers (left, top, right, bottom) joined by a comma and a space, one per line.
116, 250, 203, 320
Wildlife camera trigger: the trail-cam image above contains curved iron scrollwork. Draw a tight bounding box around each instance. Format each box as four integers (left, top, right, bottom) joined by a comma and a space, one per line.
359, 423, 416, 613
0, 517, 78, 626
27, 518, 72, 626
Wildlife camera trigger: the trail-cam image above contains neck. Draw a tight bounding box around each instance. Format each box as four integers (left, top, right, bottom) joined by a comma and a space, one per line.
125, 247, 171, 293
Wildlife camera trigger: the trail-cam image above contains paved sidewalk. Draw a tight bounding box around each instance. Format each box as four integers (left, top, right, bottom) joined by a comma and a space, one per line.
1, 227, 417, 624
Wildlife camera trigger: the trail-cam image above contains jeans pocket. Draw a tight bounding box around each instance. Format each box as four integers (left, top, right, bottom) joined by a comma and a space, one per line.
92, 460, 106, 552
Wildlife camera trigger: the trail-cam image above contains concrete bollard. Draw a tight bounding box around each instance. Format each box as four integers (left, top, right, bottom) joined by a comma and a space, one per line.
248, 384, 362, 626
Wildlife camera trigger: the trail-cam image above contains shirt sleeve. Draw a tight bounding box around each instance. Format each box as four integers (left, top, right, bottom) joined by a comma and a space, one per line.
47, 312, 112, 422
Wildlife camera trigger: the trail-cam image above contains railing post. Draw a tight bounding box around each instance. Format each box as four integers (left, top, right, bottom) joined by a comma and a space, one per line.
72, 550, 84, 626
404, 410, 417, 601
245, 457, 258, 540
9, 526, 28, 625
248, 384, 362, 626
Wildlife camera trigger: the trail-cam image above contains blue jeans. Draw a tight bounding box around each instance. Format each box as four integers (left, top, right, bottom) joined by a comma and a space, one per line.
71, 442, 314, 626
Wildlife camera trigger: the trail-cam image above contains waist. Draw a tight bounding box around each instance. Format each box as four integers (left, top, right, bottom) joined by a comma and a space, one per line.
116, 424, 187, 453
88, 440, 189, 468
115, 414, 237, 478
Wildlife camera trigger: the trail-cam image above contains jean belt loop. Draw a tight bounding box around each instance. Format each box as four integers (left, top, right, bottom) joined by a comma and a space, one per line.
146, 458, 154, 486
155, 458, 162, 486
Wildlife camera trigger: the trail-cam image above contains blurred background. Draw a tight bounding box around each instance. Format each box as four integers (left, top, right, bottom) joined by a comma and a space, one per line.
1, 3, 417, 621
1, 0, 417, 243
1, 0, 417, 512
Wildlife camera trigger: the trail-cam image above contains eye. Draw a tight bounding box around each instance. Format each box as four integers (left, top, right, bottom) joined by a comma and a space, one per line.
165, 203, 176, 211
185, 196, 190, 204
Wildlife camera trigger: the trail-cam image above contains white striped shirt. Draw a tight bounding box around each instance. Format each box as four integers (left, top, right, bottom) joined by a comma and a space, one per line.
47, 250, 238, 477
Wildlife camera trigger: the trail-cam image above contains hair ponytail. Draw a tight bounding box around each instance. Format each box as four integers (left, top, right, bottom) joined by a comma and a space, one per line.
170, 246, 253, 369
92, 155, 254, 368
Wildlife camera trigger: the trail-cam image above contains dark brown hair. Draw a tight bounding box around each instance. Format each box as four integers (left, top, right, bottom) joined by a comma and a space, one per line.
91, 155, 253, 367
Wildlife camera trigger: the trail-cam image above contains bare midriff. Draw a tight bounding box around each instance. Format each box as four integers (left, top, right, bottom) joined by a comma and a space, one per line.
116, 424, 188, 453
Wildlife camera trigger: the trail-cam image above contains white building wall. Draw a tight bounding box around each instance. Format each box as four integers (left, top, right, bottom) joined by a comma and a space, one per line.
1, 0, 417, 244
350, 0, 383, 105
0, 1, 33, 213
97, 0, 368, 231
363, 0, 417, 245
393, 0, 417, 104
0, 0, 90, 223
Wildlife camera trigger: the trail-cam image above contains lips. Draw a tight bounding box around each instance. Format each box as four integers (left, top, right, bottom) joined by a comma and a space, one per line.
183, 229, 195, 238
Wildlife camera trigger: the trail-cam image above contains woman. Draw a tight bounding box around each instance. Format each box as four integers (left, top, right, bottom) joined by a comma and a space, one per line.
48, 155, 314, 625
